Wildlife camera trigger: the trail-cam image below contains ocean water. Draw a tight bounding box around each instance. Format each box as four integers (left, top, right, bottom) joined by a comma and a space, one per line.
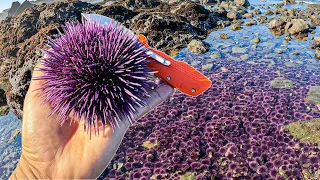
0, 112, 21, 179
1, 1, 320, 180
249, 0, 320, 5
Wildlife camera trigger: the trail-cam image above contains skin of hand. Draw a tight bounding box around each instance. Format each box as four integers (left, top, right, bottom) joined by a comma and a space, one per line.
10, 63, 174, 179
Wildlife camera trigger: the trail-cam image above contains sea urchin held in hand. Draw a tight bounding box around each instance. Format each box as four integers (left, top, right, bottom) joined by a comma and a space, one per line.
36, 18, 154, 133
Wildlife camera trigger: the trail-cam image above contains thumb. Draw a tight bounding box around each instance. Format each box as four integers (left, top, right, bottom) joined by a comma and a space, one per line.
134, 83, 175, 121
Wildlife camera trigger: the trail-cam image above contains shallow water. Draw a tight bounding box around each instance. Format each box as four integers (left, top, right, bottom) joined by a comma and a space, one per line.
1, 2, 320, 180
249, 0, 320, 5
0, 112, 21, 179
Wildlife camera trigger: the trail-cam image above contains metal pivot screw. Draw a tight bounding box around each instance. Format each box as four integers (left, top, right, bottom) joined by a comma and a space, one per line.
167, 76, 171, 80
191, 88, 196, 93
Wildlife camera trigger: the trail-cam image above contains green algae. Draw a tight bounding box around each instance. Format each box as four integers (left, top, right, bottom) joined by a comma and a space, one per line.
0, 105, 10, 116
305, 86, 320, 105
142, 139, 158, 149
180, 172, 196, 180
284, 118, 320, 148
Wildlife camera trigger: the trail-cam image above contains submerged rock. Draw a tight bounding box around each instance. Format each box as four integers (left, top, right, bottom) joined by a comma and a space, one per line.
240, 54, 249, 60
191, 60, 201, 66
276, 49, 283, 54
8, 128, 21, 143
316, 51, 320, 60
179, 172, 196, 180
210, 53, 221, 59
232, 46, 247, 54
284, 118, 320, 148
285, 19, 309, 35
269, 19, 286, 33
218, 33, 230, 39
270, 77, 294, 89
312, 37, 320, 42
305, 86, 320, 105
230, 23, 242, 31
257, 16, 267, 23
243, 21, 256, 26
202, 63, 214, 71
265, 10, 274, 15
251, 37, 260, 43
310, 41, 320, 50
187, 39, 209, 54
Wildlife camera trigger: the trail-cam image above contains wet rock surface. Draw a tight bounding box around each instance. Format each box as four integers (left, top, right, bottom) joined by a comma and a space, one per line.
305, 86, 320, 105
270, 77, 294, 89
187, 39, 209, 54
0, 89, 9, 116
285, 118, 320, 148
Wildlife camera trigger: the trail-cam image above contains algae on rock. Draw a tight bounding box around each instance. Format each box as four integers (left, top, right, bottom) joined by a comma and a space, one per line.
180, 172, 196, 180
305, 86, 320, 105
270, 77, 294, 89
284, 118, 320, 148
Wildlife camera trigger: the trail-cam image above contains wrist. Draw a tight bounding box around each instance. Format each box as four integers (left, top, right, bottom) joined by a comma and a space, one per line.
9, 155, 42, 179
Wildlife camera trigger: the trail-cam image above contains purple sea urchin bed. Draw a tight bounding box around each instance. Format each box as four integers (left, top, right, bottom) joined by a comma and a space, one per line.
99, 26, 320, 179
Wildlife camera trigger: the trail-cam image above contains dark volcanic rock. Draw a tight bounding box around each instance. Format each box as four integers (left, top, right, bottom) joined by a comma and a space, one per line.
97, 5, 139, 23
13, 0, 35, 17
171, 2, 210, 23
124, 0, 160, 9
0, 89, 9, 116
7, 1, 21, 17
131, 12, 202, 53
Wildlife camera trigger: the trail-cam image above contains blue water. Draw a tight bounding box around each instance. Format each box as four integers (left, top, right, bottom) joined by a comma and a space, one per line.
0, 112, 21, 179
249, 0, 320, 4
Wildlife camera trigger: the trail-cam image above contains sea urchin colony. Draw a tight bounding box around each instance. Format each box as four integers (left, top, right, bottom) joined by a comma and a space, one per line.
36, 19, 154, 133
99, 26, 320, 179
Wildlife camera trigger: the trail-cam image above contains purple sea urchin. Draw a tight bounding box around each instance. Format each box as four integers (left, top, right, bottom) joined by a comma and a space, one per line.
37, 18, 153, 132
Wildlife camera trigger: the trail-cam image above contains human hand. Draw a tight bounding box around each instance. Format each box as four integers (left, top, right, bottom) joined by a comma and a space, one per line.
10, 63, 174, 179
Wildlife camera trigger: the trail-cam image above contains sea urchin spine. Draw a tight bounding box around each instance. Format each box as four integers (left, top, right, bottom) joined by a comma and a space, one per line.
36, 18, 154, 134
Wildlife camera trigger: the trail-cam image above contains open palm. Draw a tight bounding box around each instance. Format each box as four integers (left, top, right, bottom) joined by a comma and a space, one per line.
11, 64, 174, 179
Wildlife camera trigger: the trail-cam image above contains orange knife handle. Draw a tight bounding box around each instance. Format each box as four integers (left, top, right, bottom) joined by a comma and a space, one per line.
138, 35, 212, 96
